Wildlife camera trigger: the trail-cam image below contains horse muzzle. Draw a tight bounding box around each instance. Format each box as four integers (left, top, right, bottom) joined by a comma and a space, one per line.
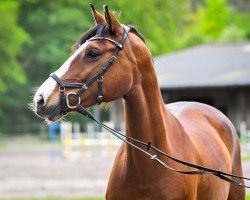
33, 94, 62, 122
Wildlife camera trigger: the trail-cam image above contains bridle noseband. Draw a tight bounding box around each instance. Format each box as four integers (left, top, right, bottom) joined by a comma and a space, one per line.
50, 25, 130, 115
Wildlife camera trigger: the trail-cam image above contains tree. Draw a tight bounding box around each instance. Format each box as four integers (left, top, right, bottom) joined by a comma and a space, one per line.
0, 1, 28, 93
0, 0, 95, 132
0, 1, 29, 120
19, 0, 93, 85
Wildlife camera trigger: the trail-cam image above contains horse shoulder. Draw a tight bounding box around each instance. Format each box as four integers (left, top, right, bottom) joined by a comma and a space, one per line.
166, 101, 238, 171
166, 101, 244, 198
167, 101, 238, 151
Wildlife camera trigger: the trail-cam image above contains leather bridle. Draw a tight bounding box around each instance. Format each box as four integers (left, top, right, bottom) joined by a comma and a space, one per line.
50, 25, 130, 115
49, 25, 250, 188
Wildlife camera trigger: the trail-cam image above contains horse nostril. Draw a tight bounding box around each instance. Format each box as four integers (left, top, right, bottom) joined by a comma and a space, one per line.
36, 94, 45, 109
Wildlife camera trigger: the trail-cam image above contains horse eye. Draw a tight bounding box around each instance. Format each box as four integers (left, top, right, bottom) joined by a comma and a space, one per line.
85, 49, 101, 60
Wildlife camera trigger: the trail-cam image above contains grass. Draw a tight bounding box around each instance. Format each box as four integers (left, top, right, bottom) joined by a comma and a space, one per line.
0, 197, 105, 200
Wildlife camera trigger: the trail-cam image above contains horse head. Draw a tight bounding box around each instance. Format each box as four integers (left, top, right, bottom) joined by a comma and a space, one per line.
32, 5, 149, 122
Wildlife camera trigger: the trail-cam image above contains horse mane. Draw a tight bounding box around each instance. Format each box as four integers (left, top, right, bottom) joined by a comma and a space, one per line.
71, 24, 146, 53
126, 25, 146, 43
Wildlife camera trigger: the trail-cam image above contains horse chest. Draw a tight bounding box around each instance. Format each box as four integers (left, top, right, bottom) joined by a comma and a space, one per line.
106, 154, 193, 200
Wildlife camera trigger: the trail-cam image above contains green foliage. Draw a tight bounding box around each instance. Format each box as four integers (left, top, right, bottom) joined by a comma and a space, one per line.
219, 24, 245, 42
0, 1, 29, 92
0, 0, 29, 122
199, 0, 231, 37
234, 12, 250, 40
0, 1, 94, 129
181, 0, 250, 47
19, 0, 93, 85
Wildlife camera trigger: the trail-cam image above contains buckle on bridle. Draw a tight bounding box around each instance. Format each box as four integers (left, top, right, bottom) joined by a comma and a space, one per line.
62, 111, 68, 116
97, 76, 104, 82
66, 92, 81, 109
59, 86, 65, 92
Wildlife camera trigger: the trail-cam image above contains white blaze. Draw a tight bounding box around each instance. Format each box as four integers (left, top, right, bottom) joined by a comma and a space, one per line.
33, 41, 90, 107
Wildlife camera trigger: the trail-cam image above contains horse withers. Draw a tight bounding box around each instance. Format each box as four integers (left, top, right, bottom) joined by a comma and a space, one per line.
32, 5, 245, 200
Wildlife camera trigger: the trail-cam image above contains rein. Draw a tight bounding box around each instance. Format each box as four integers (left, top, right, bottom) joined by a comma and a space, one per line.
77, 105, 250, 188
50, 25, 250, 189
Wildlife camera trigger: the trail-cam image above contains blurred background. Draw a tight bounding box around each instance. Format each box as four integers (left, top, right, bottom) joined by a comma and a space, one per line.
0, 0, 250, 199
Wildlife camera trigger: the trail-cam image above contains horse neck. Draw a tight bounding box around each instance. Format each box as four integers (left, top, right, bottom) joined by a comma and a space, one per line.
123, 45, 173, 162
124, 84, 169, 148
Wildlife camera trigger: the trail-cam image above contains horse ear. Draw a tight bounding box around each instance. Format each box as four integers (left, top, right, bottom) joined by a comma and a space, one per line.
103, 5, 122, 34
90, 4, 105, 25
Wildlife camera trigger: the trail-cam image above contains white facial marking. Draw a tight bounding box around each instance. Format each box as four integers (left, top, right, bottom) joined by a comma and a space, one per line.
33, 41, 90, 108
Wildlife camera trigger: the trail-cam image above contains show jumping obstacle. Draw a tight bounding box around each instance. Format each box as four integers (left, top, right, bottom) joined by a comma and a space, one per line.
33, 4, 248, 200
60, 121, 120, 159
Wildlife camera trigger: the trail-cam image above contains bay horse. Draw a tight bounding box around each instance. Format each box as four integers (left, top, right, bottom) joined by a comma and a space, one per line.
33, 5, 245, 200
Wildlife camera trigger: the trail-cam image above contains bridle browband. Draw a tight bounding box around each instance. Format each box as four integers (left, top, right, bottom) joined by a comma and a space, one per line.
50, 25, 130, 115
49, 25, 250, 188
